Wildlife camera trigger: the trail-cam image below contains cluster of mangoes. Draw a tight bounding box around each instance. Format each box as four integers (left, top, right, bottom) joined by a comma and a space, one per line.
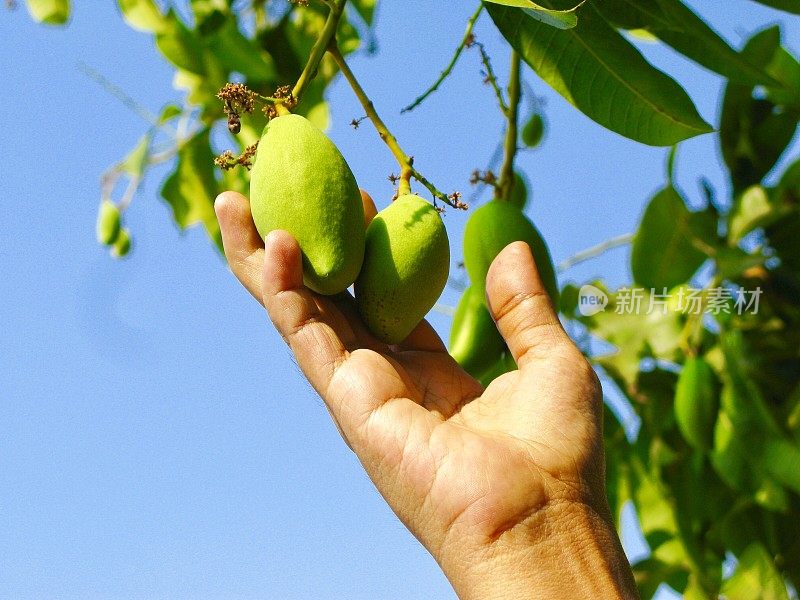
248, 113, 558, 383
249, 114, 449, 344
96, 199, 131, 258
449, 184, 558, 385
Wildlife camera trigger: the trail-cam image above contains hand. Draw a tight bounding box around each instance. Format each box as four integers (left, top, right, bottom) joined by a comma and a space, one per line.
215, 191, 638, 600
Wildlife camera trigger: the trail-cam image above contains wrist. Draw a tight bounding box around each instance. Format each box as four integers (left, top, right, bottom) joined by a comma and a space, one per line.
443, 499, 638, 600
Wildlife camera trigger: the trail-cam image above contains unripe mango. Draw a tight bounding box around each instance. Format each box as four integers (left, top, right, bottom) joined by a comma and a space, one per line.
463, 200, 559, 304
96, 199, 121, 246
478, 351, 517, 387
508, 171, 529, 209
111, 228, 132, 259
249, 114, 365, 295
521, 113, 545, 148
449, 286, 506, 379
674, 356, 720, 451
355, 194, 449, 344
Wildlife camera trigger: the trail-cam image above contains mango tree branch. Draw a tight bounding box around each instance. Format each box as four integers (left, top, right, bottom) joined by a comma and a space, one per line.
557, 233, 634, 272
497, 50, 521, 201
291, 0, 347, 104
401, 4, 483, 114
474, 40, 508, 115
328, 42, 466, 209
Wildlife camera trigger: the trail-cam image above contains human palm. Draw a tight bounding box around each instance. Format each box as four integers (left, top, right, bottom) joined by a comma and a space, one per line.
215, 190, 607, 579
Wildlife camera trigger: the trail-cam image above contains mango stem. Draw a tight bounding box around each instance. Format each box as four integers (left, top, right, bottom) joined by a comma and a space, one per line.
497, 50, 521, 202
291, 0, 347, 105
328, 42, 465, 210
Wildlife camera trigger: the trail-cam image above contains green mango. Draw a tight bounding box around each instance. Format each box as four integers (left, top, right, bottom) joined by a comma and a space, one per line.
675, 356, 720, 451
521, 113, 545, 148
26, 0, 70, 24
449, 286, 506, 378
463, 200, 559, 305
111, 228, 132, 259
355, 194, 449, 344
507, 171, 529, 209
478, 351, 518, 387
96, 199, 121, 246
249, 114, 365, 295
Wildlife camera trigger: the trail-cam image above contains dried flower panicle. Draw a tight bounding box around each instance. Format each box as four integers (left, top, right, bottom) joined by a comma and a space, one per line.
214, 141, 259, 172
448, 191, 468, 210
470, 169, 497, 186
217, 83, 255, 115
218, 83, 257, 135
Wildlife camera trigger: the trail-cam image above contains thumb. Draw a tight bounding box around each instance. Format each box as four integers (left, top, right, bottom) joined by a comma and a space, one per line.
485, 241, 568, 367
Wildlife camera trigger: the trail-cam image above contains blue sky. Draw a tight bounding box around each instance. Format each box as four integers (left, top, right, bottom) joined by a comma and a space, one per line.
1, 2, 799, 599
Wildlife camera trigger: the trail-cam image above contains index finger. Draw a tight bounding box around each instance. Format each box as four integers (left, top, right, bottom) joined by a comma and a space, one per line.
261, 230, 357, 398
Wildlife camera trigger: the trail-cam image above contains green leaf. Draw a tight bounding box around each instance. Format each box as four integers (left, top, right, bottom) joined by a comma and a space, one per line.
597, 0, 777, 87
206, 19, 276, 82
160, 129, 222, 251
350, 0, 377, 25
586, 288, 683, 385
631, 186, 710, 289
720, 27, 800, 191
748, 0, 800, 14
722, 543, 790, 600
485, 2, 712, 146
158, 104, 182, 124
117, 0, 164, 33
26, 0, 70, 24
764, 45, 800, 107
728, 185, 773, 243
484, 0, 586, 29
121, 134, 151, 179
156, 10, 206, 75
761, 438, 800, 494
715, 246, 767, 280
721, 330, 782, 437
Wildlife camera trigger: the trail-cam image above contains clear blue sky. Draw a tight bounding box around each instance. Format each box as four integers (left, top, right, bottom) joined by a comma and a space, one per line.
1, 2, 798, 599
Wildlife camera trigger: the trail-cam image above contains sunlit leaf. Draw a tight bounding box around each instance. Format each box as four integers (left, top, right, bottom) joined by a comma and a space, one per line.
156, 10, 206, 75
722, 543, 790, 600
486, 2, 712, 145
160, 129, 222, 251
483, 0, 586, 29
121, 133, 150, 178
158, 104, 182, 124
597, 0, 777, 87
26, 0, 70, 24
117, 0, 164, 33
728, 185, 773, 243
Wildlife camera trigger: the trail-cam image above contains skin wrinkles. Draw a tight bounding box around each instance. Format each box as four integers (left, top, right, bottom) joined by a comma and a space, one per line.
215, 190, 639, 600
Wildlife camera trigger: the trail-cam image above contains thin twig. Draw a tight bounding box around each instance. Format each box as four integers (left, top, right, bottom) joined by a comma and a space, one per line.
474, 41, 507, 115
328, 42, 466, 209
78, 61, 162, 128
557, 233, 635, 272
401, 4, 483, 113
